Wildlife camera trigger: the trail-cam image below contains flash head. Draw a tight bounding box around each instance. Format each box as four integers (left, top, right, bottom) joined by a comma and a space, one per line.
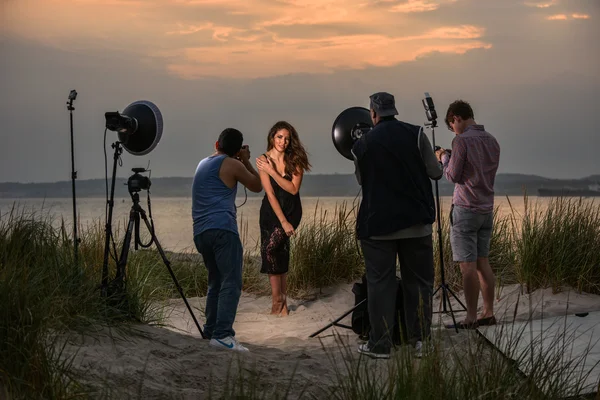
422, 92, 438, 123
105, 112, 138, 134
104, 100, 163, 156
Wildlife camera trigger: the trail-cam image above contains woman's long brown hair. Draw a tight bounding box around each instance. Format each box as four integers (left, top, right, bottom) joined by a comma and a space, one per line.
266, 121, 311, 177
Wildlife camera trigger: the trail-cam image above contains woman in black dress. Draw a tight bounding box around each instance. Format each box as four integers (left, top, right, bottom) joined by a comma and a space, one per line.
256, 121, 311, 316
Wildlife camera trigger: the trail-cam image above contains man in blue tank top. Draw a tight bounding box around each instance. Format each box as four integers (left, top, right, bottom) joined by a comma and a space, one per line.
192, 128, 262, 352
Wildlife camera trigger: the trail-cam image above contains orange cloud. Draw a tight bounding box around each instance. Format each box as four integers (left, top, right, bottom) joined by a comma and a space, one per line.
3, 0, 491, 79
163, 27, 490, 79
524, 1, 556, 8
546, 13, 590, 21
547, 14, 568, 20
390, 0, 456, 13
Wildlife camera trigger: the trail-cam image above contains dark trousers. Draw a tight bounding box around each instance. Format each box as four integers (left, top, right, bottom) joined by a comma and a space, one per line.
193, 229, 243, 340
360, 234, 434, 353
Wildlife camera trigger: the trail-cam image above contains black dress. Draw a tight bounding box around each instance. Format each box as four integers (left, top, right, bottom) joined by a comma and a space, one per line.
259, 173, 302, 275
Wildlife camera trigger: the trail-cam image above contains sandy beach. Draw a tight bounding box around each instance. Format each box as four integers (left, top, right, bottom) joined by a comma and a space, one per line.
59, 281, 600, 399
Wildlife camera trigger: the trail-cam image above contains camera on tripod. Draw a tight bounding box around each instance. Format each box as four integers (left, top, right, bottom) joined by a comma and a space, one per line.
127, 168, 151, 194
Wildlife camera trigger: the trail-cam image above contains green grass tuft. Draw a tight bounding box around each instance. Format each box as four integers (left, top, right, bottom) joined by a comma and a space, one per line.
287, 201, 364, 298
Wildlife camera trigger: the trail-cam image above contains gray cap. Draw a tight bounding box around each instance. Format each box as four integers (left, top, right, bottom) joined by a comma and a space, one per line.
369, 92, 398, 117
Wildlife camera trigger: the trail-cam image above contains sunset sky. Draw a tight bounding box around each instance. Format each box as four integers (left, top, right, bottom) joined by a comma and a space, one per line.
1, 0, 599, 182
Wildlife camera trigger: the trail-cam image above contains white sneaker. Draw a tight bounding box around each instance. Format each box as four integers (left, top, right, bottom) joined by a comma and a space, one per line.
414, 340, 433, 358
209, 336, 249, 352
415, 341, 424, 358
357, 343, 390, 359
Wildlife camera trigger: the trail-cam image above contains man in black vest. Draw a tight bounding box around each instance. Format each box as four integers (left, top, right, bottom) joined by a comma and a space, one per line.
352, 92, 442, 359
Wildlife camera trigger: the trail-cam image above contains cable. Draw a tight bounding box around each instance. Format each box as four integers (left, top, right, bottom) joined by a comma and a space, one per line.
236, 186, 248, 208
137, 162, 155, 248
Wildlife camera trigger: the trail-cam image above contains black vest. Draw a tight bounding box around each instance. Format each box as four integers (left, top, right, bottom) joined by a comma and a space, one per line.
354, 119, 435, 240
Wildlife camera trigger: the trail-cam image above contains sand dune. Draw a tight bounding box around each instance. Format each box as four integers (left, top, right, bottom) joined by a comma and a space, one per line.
60, 282, 600, 399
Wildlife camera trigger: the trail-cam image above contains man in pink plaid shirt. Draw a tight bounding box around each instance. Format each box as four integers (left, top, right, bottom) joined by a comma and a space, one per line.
435, 100, 501, 330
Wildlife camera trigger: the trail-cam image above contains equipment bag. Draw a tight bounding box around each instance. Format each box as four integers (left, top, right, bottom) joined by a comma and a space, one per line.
351, 274, 408, 345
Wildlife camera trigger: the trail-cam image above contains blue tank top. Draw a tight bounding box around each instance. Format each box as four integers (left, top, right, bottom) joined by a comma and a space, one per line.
192, 154, 238, 237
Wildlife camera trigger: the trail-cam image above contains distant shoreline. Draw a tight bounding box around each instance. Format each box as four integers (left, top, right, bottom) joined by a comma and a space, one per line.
1, 173, 598, 199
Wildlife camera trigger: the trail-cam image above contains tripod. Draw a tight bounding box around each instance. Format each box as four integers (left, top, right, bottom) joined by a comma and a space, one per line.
425, 120, 467, 333
116, 189, 205, 339
67, 90, 80, 265
100, 143, 205, 339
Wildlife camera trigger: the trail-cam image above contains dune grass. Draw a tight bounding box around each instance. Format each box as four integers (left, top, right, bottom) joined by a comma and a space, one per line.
432, 196, 599, 296
0, 205, 202, 398
287, 201, 364, 298
511, 195, 600, 295
0, 206, 125, 398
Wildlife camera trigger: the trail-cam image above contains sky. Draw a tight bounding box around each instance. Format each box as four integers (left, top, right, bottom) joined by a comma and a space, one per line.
1, 0, 599, 183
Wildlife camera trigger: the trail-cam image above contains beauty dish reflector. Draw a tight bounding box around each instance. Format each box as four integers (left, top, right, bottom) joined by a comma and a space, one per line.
104, 100, 163, 156
331, 106, 373, 160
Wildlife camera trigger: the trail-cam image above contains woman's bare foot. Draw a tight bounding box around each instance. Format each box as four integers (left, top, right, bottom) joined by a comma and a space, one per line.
271, 297, 283, 315
280, 297, 289, 317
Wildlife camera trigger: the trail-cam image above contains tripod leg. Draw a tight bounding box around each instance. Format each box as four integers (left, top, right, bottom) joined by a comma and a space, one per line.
115, 208, 136, 283
443, 285, 459, 333
134, 211, 141, 251
102, 208, 135, 311
309, 299, 366, 338
447, 286, 468, 311
138, 210, 206, 339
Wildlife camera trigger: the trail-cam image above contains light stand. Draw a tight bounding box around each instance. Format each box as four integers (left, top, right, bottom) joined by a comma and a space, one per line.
98, 100, 205, 339
101, 141, 122, 297
67, 90, 80, 265
422, 93, 466, 333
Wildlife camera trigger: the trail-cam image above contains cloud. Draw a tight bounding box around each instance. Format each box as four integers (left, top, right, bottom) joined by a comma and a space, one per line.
547, 14, 568, 20
547, 13, 591, 20
162, 25, 490, 79
2, 0, 490, 79
524, 0, 556, 8
389, 0, 456, 13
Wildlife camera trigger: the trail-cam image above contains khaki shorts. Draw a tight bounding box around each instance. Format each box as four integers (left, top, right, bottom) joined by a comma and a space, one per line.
450, 205, 493, 262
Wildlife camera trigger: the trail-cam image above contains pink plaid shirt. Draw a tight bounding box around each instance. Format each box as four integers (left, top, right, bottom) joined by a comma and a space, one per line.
441, 125, 500, 214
